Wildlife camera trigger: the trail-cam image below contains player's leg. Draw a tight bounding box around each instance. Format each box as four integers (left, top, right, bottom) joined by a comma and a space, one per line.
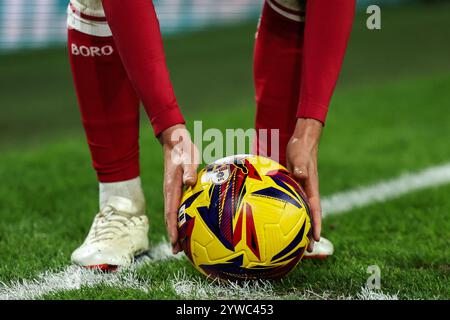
67, 0, 148, 269
100, 0, 184, 136
253, 0, 305, 166
253, 0, 333, 258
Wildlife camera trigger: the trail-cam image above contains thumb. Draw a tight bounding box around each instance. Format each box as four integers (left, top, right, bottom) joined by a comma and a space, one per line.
183, 163, 198, 186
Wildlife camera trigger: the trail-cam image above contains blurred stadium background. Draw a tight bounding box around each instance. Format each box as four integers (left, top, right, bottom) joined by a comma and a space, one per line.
0, 0, 449, 300
0, 0, 418, 51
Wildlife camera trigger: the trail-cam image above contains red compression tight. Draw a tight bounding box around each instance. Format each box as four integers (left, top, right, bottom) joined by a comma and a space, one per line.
253, 2, 305, 166
68, 0, 185, 183
253, 0, 355, 166
68, 29, 140, 183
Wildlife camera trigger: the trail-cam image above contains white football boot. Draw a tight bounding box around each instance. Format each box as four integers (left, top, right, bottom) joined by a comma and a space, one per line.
303, 237, 334, 259
71, 196, 149, 270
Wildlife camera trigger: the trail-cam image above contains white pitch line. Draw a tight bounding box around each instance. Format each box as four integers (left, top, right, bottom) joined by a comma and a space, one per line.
171, 271, 399, 300
0, 265, 150, 300
0, 242, 181, 300
322, 162, 450, 216
2, 162, 450, 300
172, 270, 276, 300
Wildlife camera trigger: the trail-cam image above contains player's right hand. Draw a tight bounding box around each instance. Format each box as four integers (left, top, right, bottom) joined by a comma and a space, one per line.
159, 124, 200, 254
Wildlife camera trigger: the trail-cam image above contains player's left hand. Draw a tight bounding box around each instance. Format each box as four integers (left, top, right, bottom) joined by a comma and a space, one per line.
286, 118, 323, 253
159, 124, 200, 254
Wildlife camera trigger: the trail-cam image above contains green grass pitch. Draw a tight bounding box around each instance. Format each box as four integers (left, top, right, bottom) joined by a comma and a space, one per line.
0, 4, 449, 299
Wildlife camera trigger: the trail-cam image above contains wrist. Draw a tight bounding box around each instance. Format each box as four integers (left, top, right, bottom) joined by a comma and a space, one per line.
292, 118, 323, 146
158, 124, 187, 147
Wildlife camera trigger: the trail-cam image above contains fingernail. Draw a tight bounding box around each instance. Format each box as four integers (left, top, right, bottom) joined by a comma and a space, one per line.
172, 243, 181, 254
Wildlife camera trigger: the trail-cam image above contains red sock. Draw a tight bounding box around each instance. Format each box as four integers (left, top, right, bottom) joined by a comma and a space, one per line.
101, 0, 185, 136
253, 1, 305, 166
68, 28, 140, 183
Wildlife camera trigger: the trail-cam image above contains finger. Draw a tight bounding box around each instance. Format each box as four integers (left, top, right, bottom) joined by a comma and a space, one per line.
182, 140, 200, 186
304, 173, 322, 242
164, 167, 183, 252
289, 165, 318, 250
306, 198, 318, 253
165, 209, 180, 253
309, 197, 322, 241
173, 242, 182, 254
307, 239, 315, 253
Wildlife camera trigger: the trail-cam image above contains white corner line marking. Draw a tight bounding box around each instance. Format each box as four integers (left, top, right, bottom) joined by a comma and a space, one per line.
0, 242, 179, 300
322, 162, 450, 216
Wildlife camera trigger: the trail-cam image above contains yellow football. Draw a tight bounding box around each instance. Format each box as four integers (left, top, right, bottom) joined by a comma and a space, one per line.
178, 155, 311, 281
